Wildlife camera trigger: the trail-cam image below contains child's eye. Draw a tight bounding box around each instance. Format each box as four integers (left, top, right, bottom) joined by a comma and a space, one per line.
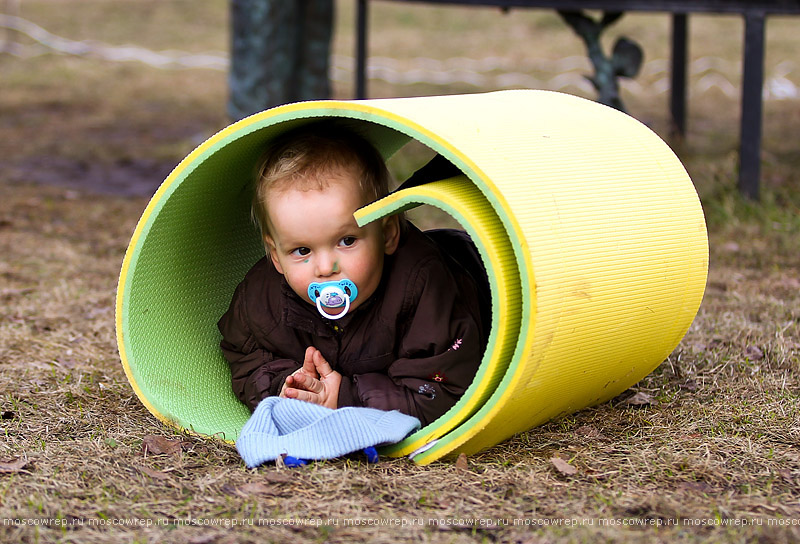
291, 247, 311, 257
339, 236, 357, 247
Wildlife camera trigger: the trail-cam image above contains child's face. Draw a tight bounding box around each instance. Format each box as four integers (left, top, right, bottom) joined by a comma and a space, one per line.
264, 166, 399, 315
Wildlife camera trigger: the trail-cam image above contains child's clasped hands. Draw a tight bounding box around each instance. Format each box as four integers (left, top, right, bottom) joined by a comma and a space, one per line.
279, 346, 341, 409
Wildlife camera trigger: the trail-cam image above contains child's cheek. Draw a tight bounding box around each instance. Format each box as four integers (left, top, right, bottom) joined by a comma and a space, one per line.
285, 268, 312, 304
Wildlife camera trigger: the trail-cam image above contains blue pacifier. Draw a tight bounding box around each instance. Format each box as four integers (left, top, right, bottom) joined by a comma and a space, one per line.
307, 279, 358, 320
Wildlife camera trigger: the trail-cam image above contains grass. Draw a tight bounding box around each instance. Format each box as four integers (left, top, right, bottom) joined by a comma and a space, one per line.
1, 0, 799, 542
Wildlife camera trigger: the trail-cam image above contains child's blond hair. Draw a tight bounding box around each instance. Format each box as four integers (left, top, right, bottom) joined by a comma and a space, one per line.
252, 122, 392, 246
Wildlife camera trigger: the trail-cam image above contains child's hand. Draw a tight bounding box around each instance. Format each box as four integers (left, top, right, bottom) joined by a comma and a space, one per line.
299, 346, 321, 377
281, 347, 341, 409
279, 347, 321, 397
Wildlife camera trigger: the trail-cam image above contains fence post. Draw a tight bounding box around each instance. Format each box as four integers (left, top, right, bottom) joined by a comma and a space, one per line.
670, 12, 688, 139
739, 9, 766, 200
228, 0, 334, 121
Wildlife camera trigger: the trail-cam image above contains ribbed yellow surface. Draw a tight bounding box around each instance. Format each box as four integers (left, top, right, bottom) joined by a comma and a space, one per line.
348, 91, 708, 464
354, 176, 522, 457
117, 90, 707, 465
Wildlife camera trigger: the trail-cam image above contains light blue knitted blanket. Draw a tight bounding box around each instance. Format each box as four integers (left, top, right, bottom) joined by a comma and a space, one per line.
236, 397, 421, 468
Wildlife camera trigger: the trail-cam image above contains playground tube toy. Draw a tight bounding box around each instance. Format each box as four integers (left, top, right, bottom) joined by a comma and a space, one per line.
116, 90, 708, 464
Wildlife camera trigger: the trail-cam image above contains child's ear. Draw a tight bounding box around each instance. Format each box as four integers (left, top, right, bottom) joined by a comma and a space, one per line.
264, 236, 284, 274
382, 215, 401, 255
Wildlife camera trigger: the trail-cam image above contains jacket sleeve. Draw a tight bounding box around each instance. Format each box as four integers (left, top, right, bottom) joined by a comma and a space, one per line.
217, 282, 301, 411
339, 256, 483, 426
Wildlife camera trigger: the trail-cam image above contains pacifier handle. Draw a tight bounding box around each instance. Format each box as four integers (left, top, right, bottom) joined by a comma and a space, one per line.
316, 294, 350, 320
308, 280, 358, 320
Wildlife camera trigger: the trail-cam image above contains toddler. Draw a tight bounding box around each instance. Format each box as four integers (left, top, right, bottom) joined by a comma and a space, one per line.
218, 122, 486, 426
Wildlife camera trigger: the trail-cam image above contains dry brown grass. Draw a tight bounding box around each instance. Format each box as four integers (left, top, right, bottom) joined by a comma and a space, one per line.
2, 1, 799, 542
1, 181, 798, 542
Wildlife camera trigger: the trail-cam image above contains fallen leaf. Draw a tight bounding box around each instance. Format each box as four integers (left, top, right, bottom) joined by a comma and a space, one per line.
776, 277, 800, 290
722, 242, 740, 253
138, 465, 171, 481
678, 481, 714, 493
141, 435, 183, 456
188, 534, 228, 544
0, 458, 31, 473
237, 482, 278, 496
550, 456, 577, 476
0, 287, 35, 299
621, 391, 656, 407
744, 345, 764, 361
708, 281, 728, 292
262, 472, 293, 484
188, 534, 219, 544
575, 425, 606, 440
85, 306, 113, 320
55, 357, 79, 369
455, 453, 469, 471
586, 469, 618, 481
680, 379, 699, 392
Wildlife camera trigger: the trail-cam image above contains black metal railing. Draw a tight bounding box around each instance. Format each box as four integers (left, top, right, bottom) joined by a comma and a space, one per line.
354, 0, 800, 199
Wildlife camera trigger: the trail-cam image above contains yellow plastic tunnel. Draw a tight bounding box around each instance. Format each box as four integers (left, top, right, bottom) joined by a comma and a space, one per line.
116, 90, 708, 464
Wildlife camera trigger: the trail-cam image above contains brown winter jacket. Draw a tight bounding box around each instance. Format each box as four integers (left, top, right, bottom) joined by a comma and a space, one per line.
217, 224, 487, 426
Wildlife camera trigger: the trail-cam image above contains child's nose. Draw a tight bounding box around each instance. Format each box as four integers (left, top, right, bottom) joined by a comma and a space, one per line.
315, 254, 338, 277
